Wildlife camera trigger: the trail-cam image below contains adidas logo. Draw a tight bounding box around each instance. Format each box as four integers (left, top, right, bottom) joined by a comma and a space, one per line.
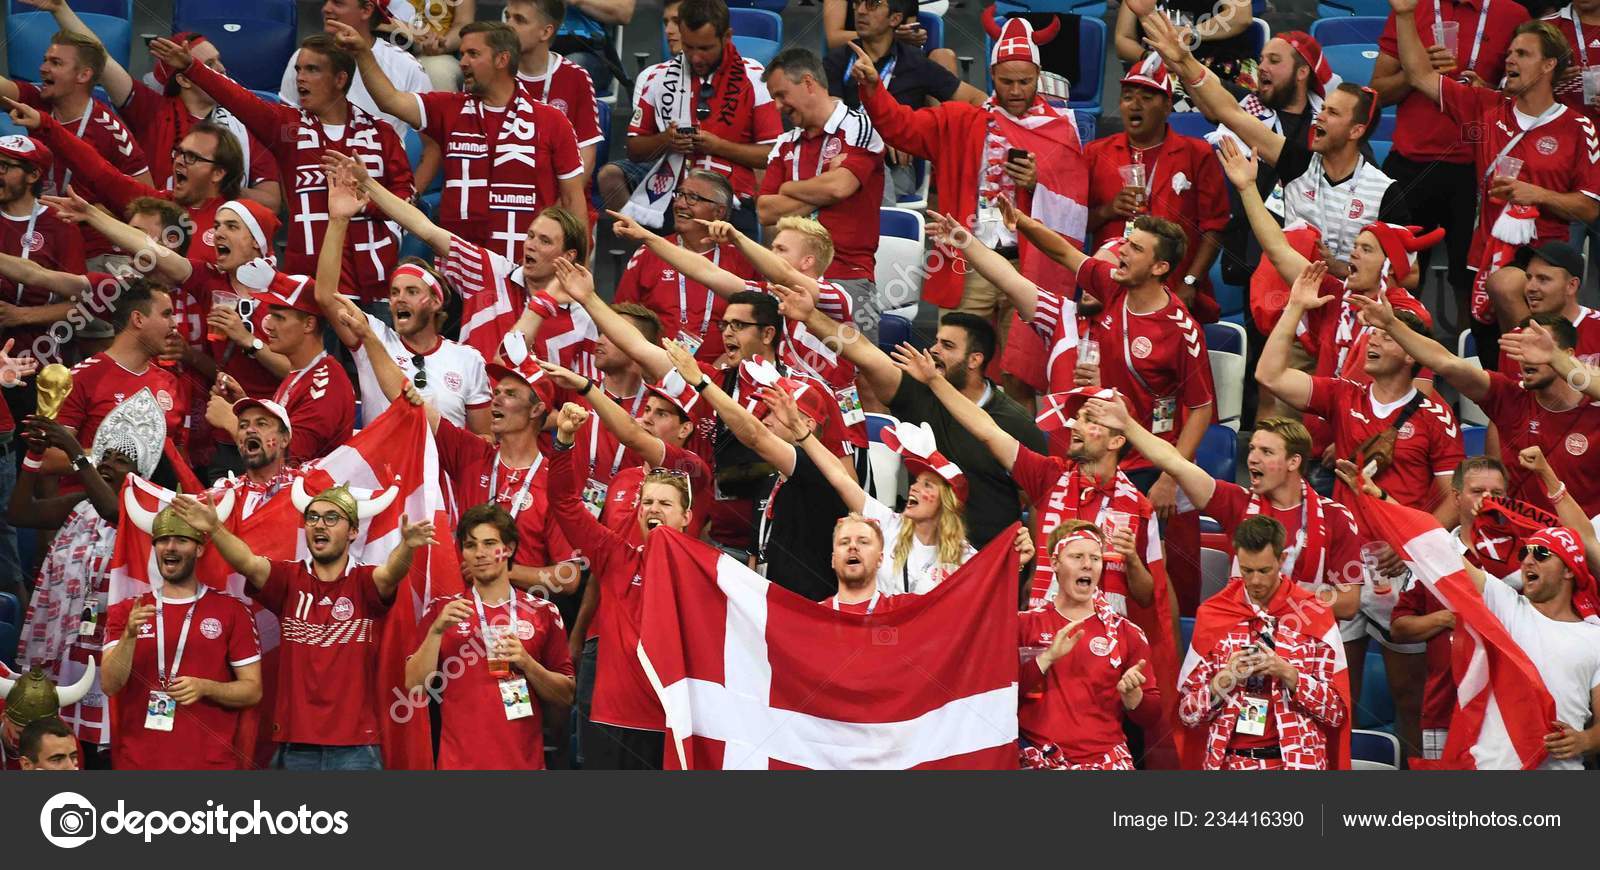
319, 596, 333, 606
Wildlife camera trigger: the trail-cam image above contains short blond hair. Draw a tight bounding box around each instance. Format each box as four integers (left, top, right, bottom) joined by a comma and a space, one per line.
832, 512, 884, 548
774, 215, 835, 273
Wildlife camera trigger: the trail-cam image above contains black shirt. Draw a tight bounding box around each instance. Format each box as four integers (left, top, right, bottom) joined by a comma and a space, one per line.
762, 447, 850, 602
825, 39, 962, 111
1275, 137, 1411, 226
889, 377, 1048, 548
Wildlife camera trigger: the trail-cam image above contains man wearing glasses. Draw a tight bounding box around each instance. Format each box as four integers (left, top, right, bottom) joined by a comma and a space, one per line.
609, 0, 782, 238
169, 483, 436, 771
613, 169, 757, 367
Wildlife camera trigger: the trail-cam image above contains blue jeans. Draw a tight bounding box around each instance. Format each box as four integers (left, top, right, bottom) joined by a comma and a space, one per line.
0, 440, 19, 594
271, 743, 383, 771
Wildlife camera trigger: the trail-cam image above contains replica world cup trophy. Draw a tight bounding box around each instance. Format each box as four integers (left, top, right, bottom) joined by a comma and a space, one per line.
35, 363, 73, 419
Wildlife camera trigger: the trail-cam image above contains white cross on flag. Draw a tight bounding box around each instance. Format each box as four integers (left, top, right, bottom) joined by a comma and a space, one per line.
637, 526, 1022, 769
1352, 494, 1556, 770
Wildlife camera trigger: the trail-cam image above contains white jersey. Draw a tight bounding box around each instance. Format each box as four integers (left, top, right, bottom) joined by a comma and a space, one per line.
1481, 580, 1600, 770
1280, 154, 1397, 262
280, 38, 434, 134
352, 312, 491, 427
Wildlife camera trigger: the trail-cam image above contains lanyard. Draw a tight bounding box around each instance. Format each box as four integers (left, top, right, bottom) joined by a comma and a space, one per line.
154, 587, 205, 688
791, 132, 840, 183
588, 388, 647, 476
14, 205, 41, 303
274, 351, 328, 405
1439, 0, 1492, 74
844, 51, 896, 88
489, 452, 543, 518
1576, 6, 1591, 68
677, 243, 721, 341
1119, 298, 1162, 396
1481, 100, 1565, 188
53, 105, 94, 195
830, 590, 881, 613
472, 586, 518, 653
1279, 491, 1312, 578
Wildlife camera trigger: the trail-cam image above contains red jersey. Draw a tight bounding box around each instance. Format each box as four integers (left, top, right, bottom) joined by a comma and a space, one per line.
1205, 480, 1364, 591
271, 351, 355, 462
629, 48, 785, 200
568, 386, 647, 489
421, 590, 573, 770
1438, 77, 1600, 263
248, 560, 392, 746
548, 444, 660, 731
526, 290, 600, 382
434, 420, 570, 568
1544, 9, 1600, 124
179, 261, 279, 402
1011, 446, 1162, 611
182, 62, 412, 303
1479, 371, 1600, 515
417, 90, 583, 263
1305, 378, 1464, 512
757, 101, 885, 281
1392, 580, 1456, 730
1059, 258, 1215, 470
14, 82, 150, 260
103, 589, 262, 770
0, 201, 84, 363
614, 237, 756, 365
518, 53, 605, 150
1496, 305, 1600, 376
56, 352, 183, 450
1380, 0, 1531, 163
597, 443, 713, 546
745, 279, 858, 395
1018, 605, 1161, 760
116, 81, 281, 193
1085, 130, 1230, 307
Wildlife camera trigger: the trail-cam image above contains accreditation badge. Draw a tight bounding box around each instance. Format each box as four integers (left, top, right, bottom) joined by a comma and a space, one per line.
837, 384, 865, 427
500, 677, 533, 720
1235, 694, 1269, 737
145, 691, 176, 732
674, 330, 703, 357
1151, 395, 1177, 435
581, 478, 609, 519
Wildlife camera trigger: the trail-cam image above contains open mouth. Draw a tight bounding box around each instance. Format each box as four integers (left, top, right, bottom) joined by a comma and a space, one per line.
161, 552, 183, 569
1312, 123, 1328, 142
490, 408, 506, 423
174, 165, 190, 186
393, 304, 415, 327
1248, 468, 1264, 486
844, 553, 863, 567
1366, 348, 1381, 362
1126, 111, 1144, 129
215, 239, 232, 259
645, 518, 662, 529
1073, 574, 1094, 591
243, 435, 263, 453
312, 531, 330, 547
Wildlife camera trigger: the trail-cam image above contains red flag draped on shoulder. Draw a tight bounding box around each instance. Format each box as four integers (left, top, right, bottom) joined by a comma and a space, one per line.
1176, 577, 1351, 769
638, 525, 1022, 769
1352, 493, 1555, 770
107, 401, 459, 769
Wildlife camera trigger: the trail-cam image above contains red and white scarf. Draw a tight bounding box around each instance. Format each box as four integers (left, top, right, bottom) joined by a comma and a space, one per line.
1470, 495, 1561, 580
439, 87, 553, 229
288, 103, 397, 285
1243, 480, 1328, 587
21, 502, 117, 670
1027, 464, 1146, 608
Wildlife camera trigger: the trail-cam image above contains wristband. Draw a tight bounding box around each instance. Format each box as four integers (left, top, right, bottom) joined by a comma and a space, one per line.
581, 378, 595, 396
22, 454, 43, 472
1185, 68, 1212, 89
1548, 482, 1568, 504
71, 454, 93, 473
693, 378, 710, 392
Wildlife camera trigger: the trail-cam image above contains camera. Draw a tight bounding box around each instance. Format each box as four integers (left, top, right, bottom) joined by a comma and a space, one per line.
51, 804, 96, 839
870, 626, 898, 646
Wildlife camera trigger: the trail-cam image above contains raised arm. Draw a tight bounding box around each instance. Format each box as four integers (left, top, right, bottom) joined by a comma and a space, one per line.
0, 252, 89, 299
764, 384, 865, 511
540, 360, 672, 468
329, 21, 423, 129
373, 515, 438, 600
768, 281, 902, 401
1501, 321, 1600, 402
169, 494, 270, 589
552, 257, 672, 382
701, 218, 819, 296
42, 187, 194, 285
1517, 446, 1600, 569
1256, 260, 1332, 410
325, 150, 452, 254
21, 0, 134, 105
927, 209, 1053, 322
315, 173, 372, 349
997, 194, 1092, 279
1216, 138, 1309, 285
1141, 12, 1285, 164
1389, 0, 1443, 105
608, 211, 749, 298
149, 38, 291, 148
1348, 291, 1491, 403
662, 340, 797, 476
1083, 394, 1219, 510
891, 343, 1021, 470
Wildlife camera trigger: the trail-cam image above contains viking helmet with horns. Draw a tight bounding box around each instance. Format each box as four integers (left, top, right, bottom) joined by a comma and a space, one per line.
0, 661, 97, 728
122, 483, 236, 543
291, 479, 400, 526
982, 7, 1061, 69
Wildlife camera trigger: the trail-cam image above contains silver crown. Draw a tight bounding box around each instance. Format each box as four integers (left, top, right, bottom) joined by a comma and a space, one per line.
91, 387, 167, 477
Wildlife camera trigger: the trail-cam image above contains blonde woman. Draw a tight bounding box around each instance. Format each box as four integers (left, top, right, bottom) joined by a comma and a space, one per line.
766, 388, 995, 595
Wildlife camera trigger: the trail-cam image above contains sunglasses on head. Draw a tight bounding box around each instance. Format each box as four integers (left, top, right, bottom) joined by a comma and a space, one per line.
411, 353, 428, 389
697, 80, 714, 122
1522, 544, 1556, 562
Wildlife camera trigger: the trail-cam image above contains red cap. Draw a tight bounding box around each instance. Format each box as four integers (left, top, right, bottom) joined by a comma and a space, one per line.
486, 359, 556, 411
1035, 387, 1118, 434
0, 135, 52, 172
1121, 52, 1173, 98
1526, 527, 1600, 620
1279, 31, 1334, 97
251, 270, 321, 317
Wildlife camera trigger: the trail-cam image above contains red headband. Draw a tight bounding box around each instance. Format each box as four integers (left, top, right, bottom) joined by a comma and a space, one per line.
1052, 528, 1102, 560
393, 263, 445, 302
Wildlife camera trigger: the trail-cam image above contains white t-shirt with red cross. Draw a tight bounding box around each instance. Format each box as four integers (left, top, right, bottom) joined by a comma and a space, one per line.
351, 313, 491, 428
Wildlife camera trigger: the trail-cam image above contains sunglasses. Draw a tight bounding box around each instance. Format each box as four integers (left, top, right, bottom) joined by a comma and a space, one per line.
697, 80, 714, 122
411, 354, 428, 389
1521, 544, 1557, 562
304, 511, 348, 527
644, 468, 693, 505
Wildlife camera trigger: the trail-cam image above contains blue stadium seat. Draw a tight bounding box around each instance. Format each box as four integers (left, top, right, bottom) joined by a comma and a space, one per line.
174, 0, 296, 30
1196, 424, 1237, 481
0, 591, 18, 628
595, 100, 613, 173
7, 0, 133, 83
1358, 646, 1395, 729
1317, 0, 1394, 17
917, 12, 944, 53
1204, 321, 1244, 356
1309, 15, 1388, 47
0, 620, 17, 671
398, 232, 433, 263
726, 0, 788, 11
1370, 138, 1391, 166
878, 313, 914, 353
1179, 616, 1196, 655
864, 412, 898, 444
997, 0, 1107, 17
1324, 43, 1381, 88
1352, 729, 1401, 769
1463, 424, 1487, 456
1169, 111, 1217, 140
730, 8, 782, 67
1074, 110, 1096, 143
1372, 110, 1396, 141
182, 19, 299, 92
1210, 259, 1244, 319
251, 89, 281, 104
985, 15, 1105, 115
1245, 19, 1270, 60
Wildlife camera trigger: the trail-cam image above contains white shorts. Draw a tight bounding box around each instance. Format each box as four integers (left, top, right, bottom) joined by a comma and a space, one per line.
1338, 612, 1368, 643
1422, 728, 1447, 760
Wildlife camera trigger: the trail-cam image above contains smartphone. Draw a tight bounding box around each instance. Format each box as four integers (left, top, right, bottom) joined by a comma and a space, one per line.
1007, 148, 1030, 163
678, 126, 698, 136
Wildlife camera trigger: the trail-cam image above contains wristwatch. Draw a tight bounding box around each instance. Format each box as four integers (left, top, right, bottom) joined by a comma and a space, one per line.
1182, 274, 1199, 289
71, 454, 93, 473
245, 337, 265, 357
